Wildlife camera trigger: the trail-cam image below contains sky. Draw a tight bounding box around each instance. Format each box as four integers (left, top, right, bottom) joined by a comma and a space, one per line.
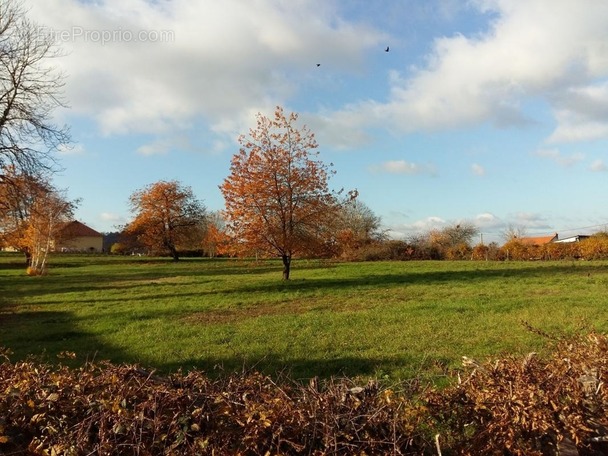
22, 0, 608, 244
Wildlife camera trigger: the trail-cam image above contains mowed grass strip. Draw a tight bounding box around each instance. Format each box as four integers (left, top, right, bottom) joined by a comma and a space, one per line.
1, 253, 607, 381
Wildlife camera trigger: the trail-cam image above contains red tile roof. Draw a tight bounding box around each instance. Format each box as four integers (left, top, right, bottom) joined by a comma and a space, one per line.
58, 221, 103, 238
518, 233, 558, 246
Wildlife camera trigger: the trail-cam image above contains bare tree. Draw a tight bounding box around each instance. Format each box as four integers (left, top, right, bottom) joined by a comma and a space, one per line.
502, 224, 527, 242
338, 200, 385, 242
0, 0, 69, 180
437, 222, 479, 248
26, 187, 77, 275
424, 221, 479, 259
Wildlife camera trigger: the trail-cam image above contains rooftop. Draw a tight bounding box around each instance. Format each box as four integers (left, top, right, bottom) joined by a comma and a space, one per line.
517, 233, 558, 246
58, 221, 103, 238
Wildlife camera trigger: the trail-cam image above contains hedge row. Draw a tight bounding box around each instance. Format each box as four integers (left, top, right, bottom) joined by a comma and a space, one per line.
1, 332, 608, 455
500, 236, 608, 261
340, 235, 608, 262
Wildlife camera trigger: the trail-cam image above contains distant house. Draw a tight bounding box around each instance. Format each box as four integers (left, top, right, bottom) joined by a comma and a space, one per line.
554, 235, 591, 244
518, 233, 558, 246
53, 221, 103, 253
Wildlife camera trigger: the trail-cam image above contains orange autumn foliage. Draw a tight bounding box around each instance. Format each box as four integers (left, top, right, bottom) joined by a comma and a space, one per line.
124, 180, 206, 261
0, 168, 76, 271
220, 107, 345, 279
201, 223, 231, 258
0, 168, 46, 259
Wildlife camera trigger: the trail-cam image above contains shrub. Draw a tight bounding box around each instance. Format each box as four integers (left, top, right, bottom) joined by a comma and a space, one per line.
0, 353, 429, 455
579, 236, 608, 260
2, 332, 608, 454
110, 242, 128, 255
25, 266, 47, 276
500, 239, 534, 260
445, 243, 472, 260
427, 331, 608, 455
471, 243, 489, 260
341, 240, 415, 261
542, 242, 580, 260
471, 242, 503, 261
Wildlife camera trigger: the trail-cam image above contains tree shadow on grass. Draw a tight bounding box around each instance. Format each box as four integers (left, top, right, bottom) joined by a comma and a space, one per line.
0, 308, 134, 369
47, 255, 297, 276
1, 258, 288, 301
0, 307, 440, 382
0, 261, 27, 271
11, 261, 603, 308
156, 353, 440, 383
235, 262, 605, 294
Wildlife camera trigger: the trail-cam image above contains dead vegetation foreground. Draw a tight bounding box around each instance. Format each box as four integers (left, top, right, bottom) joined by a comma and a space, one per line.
1, 331, 608, 455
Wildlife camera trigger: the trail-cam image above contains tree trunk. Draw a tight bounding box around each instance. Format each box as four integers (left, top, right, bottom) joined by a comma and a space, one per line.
24, 250, 32, 267
168, 245, 180, 261
282, 254, 291, 280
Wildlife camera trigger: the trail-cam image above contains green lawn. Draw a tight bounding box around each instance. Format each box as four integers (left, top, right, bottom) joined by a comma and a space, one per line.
1, 253, 607, 382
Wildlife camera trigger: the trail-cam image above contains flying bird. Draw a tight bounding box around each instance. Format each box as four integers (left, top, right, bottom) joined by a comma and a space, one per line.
316, 63, 321, 67
385, 46, 389, 52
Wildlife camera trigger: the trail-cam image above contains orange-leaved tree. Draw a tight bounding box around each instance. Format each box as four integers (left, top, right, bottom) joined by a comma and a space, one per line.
0, 166, 76, 271
124, 180, 206, 261
220, 106, 351, 279
200, 211, 231, 258
0, 167, 42, 263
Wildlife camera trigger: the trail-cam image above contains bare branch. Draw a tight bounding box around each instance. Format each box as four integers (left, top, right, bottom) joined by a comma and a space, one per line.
0, 0, 69, 178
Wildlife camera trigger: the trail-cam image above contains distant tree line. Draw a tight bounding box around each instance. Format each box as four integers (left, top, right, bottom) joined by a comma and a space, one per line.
107, 191, 608, 265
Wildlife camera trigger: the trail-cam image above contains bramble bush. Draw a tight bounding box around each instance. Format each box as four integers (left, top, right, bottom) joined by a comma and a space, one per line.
1, 331, 608, 455
499, 235, 608, 261
427, 329, 608, 455
339, 232, 608, 262
578, 234, 608, 260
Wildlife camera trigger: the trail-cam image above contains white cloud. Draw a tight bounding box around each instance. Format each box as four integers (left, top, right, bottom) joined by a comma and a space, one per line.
25, 0, 385, 141
509, 212, 552, 230
548, 82, 608, 143
324, 0, 608, 141
301, 111, 373, 150
534, 148, 585, 167
388, 216, 446, 239
136, 141, 170, 157
24, 0, 608, 155
136, 136, 192, 156
388, 214, 503, 240
471, 163, 485, 176
100, 212, 125, 225
590, 159, 608, 172
473, 211, 554, 241
475, 212, 502, 229
386, 211, 556, 243
210, 139, 230, 155
369, 160, 437, 175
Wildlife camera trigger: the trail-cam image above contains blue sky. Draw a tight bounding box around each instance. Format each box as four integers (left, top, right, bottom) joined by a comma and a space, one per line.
25, 0, 608, 244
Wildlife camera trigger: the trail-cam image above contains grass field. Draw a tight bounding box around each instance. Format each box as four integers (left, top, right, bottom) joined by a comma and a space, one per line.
1, 253, 607, 382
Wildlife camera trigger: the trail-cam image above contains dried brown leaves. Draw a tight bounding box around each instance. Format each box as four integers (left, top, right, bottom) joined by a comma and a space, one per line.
1, 332, 608, 455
